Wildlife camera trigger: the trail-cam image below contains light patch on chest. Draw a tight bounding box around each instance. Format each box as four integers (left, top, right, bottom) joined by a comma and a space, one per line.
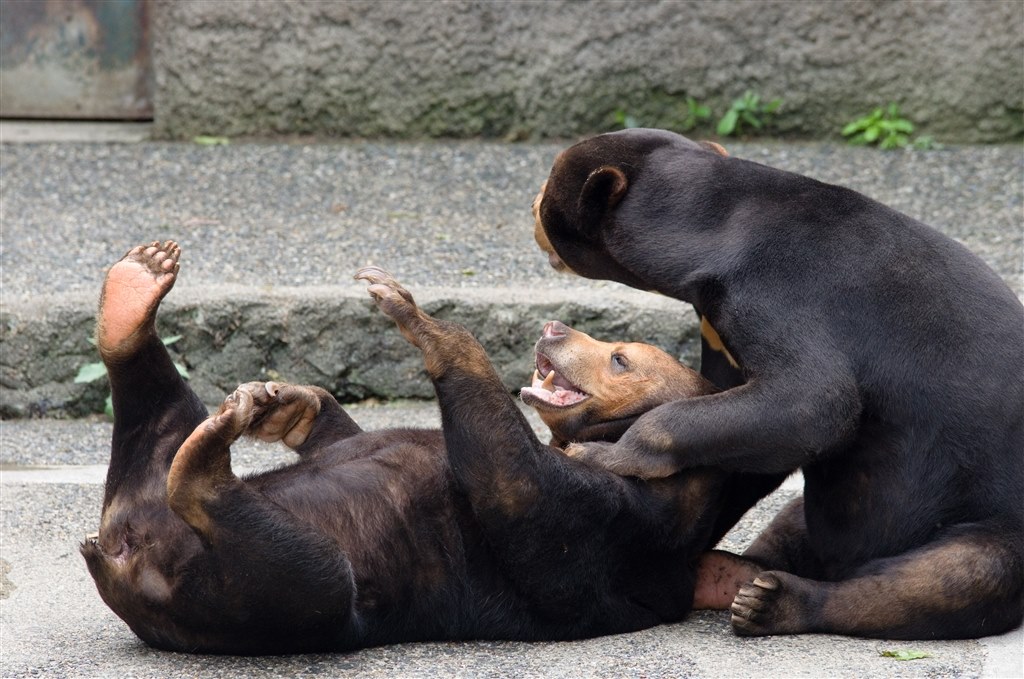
700, 317, 739, 369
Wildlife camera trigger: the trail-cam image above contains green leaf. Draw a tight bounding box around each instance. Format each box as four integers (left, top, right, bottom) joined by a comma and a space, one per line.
717, 109, 739, 136
194, 135, 230, 146
161, 335, 183, 346
863, 126, 880, 143
74, 362, 108, 384
104, 394, 114, 419
842, 120, 865, 136
891, 119, 914, 133
763, 99, 782, 113
880, 134, 908, 150
174, 362, 190, 379
742, 111, 762, 129
880, 649, 930, 661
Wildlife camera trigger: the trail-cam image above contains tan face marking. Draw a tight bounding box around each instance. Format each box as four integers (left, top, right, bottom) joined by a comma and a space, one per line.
700, 317, 739, 369
700, 140, 729, 157
532, 181, 576, 274
521, 322, 714, 443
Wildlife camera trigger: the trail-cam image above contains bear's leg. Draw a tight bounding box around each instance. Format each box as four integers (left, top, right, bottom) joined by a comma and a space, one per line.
164, 387, 359, 653
356, 267, 719, 634
231, 381, 363, 454
731, 522, 1024, 639
355, 267, 546, 515
692, 550, 762, 609
97, 241, 207, 510
741, 496, 823, 574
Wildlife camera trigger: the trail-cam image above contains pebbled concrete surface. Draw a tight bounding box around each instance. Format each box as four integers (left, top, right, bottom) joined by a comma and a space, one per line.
1, 140, 1021, 297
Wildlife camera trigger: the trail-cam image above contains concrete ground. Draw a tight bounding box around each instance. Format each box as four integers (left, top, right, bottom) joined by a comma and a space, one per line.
3, 410, 1022, 678
1, 123, 1022, 677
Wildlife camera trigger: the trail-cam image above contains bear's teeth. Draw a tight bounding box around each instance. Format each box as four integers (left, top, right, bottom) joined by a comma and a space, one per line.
541, 370, 557, 391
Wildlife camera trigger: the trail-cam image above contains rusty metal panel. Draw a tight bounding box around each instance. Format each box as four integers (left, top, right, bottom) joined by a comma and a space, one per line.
0, 0, 152, 119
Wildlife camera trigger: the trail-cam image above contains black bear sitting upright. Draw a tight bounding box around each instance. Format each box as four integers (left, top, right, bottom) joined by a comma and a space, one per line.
531, 128, 1024, 639
82, 241, 755, 655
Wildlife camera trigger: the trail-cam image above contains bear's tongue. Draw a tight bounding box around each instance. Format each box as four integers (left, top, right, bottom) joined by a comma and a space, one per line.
525, 369, 588, 406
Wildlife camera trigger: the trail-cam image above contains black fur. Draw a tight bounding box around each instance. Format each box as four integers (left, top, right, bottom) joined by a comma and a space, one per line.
536, 129, 1024, 638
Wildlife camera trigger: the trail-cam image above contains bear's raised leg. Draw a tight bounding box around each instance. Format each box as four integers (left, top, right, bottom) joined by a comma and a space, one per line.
97, 241, 207, 512
357, 267, 723, 634
166, 386, 252, 534
355, 267, 546, 516
163, 385, 359, 653
731, 522, 1024, 639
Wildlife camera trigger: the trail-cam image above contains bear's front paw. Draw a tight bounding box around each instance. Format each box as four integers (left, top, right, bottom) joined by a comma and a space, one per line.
565, 440, 678, 480
355, 266, 428, 348
564, 440, 617, 465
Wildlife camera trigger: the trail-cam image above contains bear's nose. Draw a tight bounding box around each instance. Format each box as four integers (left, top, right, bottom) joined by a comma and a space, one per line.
543, 321, 570, 338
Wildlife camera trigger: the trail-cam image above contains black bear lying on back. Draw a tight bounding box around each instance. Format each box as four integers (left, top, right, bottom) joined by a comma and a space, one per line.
532, 128, 1024, 639
81, 241, 755, 655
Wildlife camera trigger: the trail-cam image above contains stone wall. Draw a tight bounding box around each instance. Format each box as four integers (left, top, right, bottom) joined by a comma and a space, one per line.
152, 0, 1024, 142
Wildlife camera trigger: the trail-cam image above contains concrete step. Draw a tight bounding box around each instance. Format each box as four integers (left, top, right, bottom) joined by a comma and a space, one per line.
0, 283, 698, 417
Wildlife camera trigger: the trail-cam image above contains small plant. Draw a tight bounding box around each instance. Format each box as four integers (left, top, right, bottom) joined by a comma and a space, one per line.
879, 649, 931, 661
613, 109, 640, 129
678, 96, 711, 132
613, 96, 711, 133
842, 104, 916, 149
912, 134, 939, 150
717, 91, 782, 137
75, 335, 189, 417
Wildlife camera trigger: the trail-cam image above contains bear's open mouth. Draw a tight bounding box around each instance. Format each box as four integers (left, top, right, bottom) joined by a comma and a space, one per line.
519, 353, 590, 408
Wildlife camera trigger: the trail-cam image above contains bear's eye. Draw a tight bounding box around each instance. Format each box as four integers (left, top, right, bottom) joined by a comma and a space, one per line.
611, 353, 630, 372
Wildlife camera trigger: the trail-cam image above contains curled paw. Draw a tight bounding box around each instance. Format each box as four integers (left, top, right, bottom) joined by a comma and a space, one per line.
355, 266, 425, 345
234, 381, 322, 449
213, 385, 257, 440
730, 572, 789, 636
563, 440, 677, 480
563, 440, 617, 466
355, 267, 416, 310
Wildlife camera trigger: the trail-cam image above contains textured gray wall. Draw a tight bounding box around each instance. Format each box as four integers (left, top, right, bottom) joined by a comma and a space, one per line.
153, 0, 1023, 142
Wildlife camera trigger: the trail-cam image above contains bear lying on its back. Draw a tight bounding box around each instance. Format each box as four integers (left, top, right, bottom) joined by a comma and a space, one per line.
82, 241, 756, 654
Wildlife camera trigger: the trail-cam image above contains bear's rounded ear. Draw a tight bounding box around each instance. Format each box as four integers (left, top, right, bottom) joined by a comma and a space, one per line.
699, 141, 729, 157
578, 166, 628, 229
